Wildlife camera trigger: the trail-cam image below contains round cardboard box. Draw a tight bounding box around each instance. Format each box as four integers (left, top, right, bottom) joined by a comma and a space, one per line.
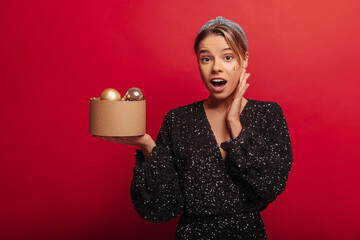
89, 100, 146, 136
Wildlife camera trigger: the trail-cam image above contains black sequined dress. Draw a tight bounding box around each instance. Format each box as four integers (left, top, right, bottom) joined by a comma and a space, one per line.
130, 98, 293, 239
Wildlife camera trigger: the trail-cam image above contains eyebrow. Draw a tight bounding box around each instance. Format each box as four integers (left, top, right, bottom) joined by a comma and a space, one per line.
198, 48, 232, 54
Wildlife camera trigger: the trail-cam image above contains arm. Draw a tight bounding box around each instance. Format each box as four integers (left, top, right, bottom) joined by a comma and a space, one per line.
221, 103, 293, 212
130, 111, 184, 222
137, 134, 156, 160
93, 134, 155, 159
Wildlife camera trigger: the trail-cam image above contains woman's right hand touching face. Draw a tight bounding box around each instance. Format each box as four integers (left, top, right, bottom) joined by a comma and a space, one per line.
93, 134, 156, 159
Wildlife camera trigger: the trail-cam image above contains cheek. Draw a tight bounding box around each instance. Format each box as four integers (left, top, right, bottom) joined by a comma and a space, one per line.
232, 65, 240, 71
235, 71, 241, 80
228, 72, 241, 89
199, 69, 205, 79
230, 69, 241, 81
199, 66, 208, 80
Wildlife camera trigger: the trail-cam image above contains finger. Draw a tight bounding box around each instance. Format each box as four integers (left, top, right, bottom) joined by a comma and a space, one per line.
238, 80, 250, 96
240, 73, 250, 88
101, 136, 118, 141
93, 135, 110, 139
93, 135, 107, 139
235, 70, 247, 93
238, 83, 250, 98
236, 73, 250, 98
239, 68, 246, 83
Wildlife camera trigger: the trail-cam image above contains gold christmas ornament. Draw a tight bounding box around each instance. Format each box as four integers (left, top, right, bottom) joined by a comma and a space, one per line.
100, 88, 121, 101
122, 87, 144, 101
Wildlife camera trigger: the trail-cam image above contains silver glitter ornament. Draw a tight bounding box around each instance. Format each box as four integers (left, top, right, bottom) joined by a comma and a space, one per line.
122, 87, 144, 101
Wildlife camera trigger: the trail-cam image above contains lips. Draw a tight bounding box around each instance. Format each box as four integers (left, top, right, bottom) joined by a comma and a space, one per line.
210, 78, 227, 93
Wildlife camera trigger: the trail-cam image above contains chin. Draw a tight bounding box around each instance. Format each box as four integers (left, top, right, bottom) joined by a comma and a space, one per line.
209, 92, 233, 100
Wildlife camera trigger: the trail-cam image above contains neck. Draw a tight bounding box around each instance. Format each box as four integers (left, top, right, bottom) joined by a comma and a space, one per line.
204, 92, 246, 112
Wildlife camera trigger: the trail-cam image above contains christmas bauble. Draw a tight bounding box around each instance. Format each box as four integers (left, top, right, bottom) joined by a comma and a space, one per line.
123, 87, 144, 101
100, 88, 121, 101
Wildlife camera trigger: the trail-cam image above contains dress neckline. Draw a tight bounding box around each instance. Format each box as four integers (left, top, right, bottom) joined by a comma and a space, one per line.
199, 98, 252, 161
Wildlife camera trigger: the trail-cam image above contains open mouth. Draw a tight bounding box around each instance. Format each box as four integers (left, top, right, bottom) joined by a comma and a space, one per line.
210, 78, 227, 93
211, 79, 227, 86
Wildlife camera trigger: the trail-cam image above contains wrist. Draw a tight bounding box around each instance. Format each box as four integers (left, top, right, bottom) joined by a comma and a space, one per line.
139, 135, 155, 159
137, 134, 152, 148
226, 116, 239, 125
227, 119, 243, 139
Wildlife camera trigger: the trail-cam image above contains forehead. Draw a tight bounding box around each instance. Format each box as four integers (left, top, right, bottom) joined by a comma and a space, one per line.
198, 35, 231, 54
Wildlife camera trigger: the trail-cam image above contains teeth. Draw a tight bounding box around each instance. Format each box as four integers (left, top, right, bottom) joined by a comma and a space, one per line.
211, 79, 226, 82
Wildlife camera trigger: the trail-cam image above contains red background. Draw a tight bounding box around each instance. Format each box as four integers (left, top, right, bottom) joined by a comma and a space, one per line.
1, 0, 360, 239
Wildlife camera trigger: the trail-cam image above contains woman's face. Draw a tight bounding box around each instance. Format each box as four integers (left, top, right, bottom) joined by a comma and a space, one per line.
197, 35, 247, 100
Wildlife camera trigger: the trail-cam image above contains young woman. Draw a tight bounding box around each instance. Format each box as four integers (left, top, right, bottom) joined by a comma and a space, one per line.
96, 16, 293, 239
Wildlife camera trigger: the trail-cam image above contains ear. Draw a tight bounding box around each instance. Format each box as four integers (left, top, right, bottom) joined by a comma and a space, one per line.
242, 52, 249, 68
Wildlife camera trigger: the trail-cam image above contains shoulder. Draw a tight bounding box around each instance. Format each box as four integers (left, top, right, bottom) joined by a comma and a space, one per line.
247, 98, 287, 128
248, 98, 281, 110
165, 100, 203, 119
159, 100, 203, 131
249, 98, 288, 132
248, 98, 284, 116
158, 100, 202, 134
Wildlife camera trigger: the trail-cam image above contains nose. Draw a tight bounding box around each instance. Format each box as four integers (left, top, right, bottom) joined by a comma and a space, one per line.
211, 58, 223, 73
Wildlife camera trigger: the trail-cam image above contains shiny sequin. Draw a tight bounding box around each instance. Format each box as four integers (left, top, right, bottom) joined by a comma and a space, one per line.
130, 98, 293, 239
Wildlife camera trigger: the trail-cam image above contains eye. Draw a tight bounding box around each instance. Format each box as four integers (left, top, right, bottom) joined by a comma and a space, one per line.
201, 57, 211, 63
224, 55, 233, 61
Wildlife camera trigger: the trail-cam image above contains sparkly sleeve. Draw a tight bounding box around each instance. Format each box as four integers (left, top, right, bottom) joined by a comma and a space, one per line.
220, 103, 293, 212
130, 111, 184, 223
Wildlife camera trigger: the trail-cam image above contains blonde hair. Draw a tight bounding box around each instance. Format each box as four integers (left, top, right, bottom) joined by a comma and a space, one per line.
194, 24, 248, 65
